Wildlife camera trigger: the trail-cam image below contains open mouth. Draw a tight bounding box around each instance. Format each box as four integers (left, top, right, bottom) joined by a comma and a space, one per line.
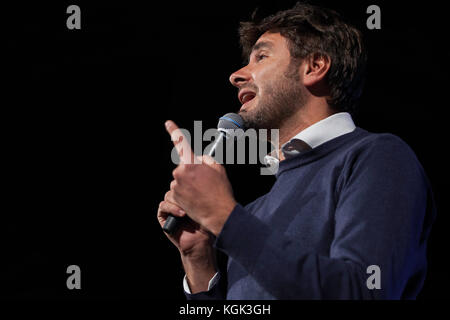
241, 92, 256, 104
239, 90, 256, 106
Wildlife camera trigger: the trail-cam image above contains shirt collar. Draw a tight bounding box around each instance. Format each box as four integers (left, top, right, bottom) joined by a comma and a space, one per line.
264, 112, 356, 165
287, 112, 356, 150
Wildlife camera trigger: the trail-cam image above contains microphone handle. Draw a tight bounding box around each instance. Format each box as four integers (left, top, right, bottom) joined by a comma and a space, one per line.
162, 214, 184, 234
162, 132, 225, 234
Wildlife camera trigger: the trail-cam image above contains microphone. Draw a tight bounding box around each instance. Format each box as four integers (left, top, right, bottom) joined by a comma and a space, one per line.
162, 113, 245, 235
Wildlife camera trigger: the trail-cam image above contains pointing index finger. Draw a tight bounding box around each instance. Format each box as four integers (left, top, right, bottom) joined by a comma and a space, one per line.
165, 120, 195, 164
164, 120, 178, 136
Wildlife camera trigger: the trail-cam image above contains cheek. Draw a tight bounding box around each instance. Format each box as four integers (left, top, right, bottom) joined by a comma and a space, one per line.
253, 63, 286, 96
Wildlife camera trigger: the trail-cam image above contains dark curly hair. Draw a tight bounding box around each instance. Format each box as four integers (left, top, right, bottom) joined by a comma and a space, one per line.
239, 2, 367, 113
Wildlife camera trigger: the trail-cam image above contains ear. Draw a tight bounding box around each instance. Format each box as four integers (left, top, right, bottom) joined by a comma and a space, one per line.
301, 53, 331, 88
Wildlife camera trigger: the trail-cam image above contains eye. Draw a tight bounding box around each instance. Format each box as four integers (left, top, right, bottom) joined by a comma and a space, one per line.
256, 53, 268, 62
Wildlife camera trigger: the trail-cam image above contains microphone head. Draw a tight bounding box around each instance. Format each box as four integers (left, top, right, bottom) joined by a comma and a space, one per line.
217, 113, 245, 139
218, 113, 245, 130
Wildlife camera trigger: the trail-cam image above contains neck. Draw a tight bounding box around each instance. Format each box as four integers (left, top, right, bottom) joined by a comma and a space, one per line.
276, 100, 334, 160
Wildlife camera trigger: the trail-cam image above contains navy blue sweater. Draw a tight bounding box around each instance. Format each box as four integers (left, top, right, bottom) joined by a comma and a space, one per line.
186, 127, 436, 299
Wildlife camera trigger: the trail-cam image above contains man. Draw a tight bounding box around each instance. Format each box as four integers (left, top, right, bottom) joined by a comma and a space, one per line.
157, 2, 436, 299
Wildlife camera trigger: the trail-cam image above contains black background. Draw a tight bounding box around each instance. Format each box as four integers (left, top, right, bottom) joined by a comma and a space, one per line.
3, 0, 449, 301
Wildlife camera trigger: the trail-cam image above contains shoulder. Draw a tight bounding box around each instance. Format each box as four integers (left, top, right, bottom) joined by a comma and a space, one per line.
349, 129, 419, 164
341, 129, 427, 184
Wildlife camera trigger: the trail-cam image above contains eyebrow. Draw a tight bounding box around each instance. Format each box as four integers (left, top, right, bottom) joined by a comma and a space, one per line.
251, 41, 274, 54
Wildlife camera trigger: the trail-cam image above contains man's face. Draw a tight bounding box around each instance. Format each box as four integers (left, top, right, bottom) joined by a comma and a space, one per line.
229, 32, 306, 130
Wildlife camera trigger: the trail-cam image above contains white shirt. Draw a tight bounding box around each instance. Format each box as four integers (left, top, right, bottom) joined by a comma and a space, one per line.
264, 112, 356, 171
183, 112, 356, 294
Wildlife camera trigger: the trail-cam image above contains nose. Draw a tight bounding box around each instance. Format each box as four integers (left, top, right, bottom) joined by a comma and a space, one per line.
229, 66, 251, 88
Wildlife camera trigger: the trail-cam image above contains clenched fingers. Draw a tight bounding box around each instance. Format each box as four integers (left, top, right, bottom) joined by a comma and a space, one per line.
159, 200, 186, 217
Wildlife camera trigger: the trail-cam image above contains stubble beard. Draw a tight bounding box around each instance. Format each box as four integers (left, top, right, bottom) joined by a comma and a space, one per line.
239, 61, 306, 131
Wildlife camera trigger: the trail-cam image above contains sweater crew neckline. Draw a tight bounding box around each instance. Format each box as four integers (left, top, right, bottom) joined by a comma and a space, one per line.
275, 127, 368, 178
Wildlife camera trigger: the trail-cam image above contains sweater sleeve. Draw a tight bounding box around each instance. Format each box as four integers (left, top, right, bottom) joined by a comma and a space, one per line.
214, 135, 434, 299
